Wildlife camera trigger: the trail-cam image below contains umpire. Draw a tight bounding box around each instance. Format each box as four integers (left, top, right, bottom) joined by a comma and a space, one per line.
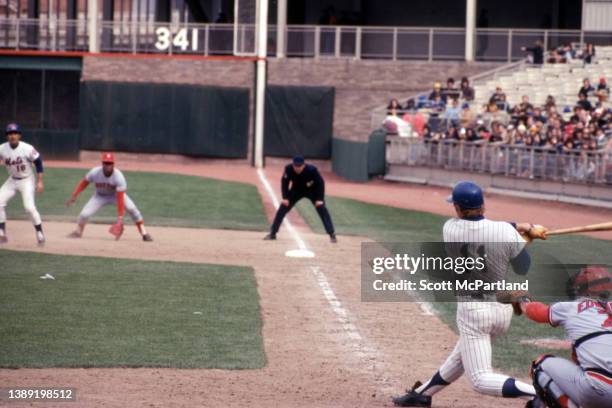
264, 156, 337, 243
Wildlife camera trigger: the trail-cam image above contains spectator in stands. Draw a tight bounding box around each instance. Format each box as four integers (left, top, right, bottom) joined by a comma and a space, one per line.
521, 40, 544, 64
444, 98, 461, 127
517, 95, 533, 113
577, 92, 593, 111
579, 78, 595, 96
442, 78, 460, 101
489, 86, 506, 105
402, 108, 426, 136
382, 108, 412, 137
387, 98, 402, 114
404, 98, 417, 111
582, 43, 596, 64
597, 77, 609, 93
460, 103, 475, 128
562, 43, 576, 60
428, 82, 445, 102
532, 107, 547, 124
460, 77, 475, 101
545, 95, 556, 110
547, 49, 566, 64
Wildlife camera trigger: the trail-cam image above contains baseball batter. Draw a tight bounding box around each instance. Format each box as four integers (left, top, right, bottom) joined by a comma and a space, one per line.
518, 265, 612, 408
393, 181, 546, 407
0, 123, 45, 245
66, 153, 153, 242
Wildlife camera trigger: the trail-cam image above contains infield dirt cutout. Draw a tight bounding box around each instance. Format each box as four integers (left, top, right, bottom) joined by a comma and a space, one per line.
0, 220, 528, 408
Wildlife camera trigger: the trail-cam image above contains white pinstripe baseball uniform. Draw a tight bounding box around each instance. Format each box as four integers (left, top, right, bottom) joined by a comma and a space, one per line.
413, 216, 537, 400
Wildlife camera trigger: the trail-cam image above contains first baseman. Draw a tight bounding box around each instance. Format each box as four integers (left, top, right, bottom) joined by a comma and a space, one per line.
66, 153, 153, 241
519, 265, 612, 408
393, 181, 546, 406
0, 123, 45, 245
264, 156, 337, 243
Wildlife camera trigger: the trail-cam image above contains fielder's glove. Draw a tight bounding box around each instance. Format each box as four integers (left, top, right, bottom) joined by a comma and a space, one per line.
496, 290, 532, 315
109, 220, 124, 241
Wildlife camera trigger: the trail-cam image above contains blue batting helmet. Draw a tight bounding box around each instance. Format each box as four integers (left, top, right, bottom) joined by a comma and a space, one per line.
447, 181, 484, 209
5, 123, 21, 135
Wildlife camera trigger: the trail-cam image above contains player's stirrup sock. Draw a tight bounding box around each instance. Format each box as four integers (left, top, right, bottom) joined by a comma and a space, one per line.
416, 371, 450, 396
136, 221, 147, 236
502, 378, 536, 399
0, 222, 5, 231
34, 224, 43, 232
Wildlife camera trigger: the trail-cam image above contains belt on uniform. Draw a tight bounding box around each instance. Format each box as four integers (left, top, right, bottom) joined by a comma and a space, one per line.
11, 176, 27, 180
585, 368, 612, 385
574, 331, 612, 349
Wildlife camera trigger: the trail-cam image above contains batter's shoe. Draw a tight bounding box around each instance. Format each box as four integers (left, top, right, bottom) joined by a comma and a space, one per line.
68, 230, 82, 238
263, 233, 276, 241
36, 231, 46, 246
142, 233, 153, 242
0, 231, 7, 244
525, 397, 546, 408
392, 382, 431, 407
330, 234, 337, 243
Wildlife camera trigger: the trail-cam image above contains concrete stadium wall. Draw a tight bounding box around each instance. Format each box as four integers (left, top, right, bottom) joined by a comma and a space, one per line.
82, 56, 501, 147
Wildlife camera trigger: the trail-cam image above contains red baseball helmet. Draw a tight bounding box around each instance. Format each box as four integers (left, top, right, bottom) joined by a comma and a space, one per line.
574, 265, 612, 299
101, 152, 115, 163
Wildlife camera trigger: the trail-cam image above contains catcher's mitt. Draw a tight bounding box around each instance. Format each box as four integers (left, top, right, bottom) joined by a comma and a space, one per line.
520, 224, 548, 242
109, 220, 124, 241
496, 290, 532, 315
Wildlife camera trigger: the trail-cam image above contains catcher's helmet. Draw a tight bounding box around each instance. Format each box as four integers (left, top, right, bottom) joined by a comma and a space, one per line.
574, 265, 612, 300
5, 122, 21, 135
447, 181, 484, 209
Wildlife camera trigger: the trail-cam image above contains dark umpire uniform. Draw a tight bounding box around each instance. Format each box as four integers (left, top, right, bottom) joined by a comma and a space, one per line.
264, 156, 337, 243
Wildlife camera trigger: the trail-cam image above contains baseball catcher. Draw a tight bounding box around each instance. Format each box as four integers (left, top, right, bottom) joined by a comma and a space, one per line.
264, 156, 337, 243
517, 265, 612, 408
66, 153, 153, 242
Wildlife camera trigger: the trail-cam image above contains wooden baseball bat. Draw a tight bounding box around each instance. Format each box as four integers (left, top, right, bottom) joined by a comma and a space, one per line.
547, 221, 612, 236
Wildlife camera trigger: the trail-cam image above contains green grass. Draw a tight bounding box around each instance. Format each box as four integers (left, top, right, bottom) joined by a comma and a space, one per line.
6, 168, 268, 231
0, 249, 265, 369
298, 196, 612, 376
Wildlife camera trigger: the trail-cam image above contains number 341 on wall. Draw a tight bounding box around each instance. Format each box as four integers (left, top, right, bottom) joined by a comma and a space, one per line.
155, 27, 199, 51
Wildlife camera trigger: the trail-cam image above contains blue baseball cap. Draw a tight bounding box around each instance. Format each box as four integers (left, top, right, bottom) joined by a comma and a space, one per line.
447, 181, 484, 209
5, 123, 21, 134
292, 156, 305, 165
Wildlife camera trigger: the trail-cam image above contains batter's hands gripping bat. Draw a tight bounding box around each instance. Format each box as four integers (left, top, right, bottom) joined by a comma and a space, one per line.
547, 221, 612, 237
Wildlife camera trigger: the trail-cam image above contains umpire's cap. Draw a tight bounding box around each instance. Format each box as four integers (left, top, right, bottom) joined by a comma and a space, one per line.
5, 123, 21, 135
292, 156, 305, 165
447, 181, 484, 209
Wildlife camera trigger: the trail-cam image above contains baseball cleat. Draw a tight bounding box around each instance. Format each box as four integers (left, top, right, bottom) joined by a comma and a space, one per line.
392, 382, 432, 407
36, 231, 46, 246
68, 230, 82, 238
263, 233, 277, 241
142, 233, 153, 242
330, 234, 337, 243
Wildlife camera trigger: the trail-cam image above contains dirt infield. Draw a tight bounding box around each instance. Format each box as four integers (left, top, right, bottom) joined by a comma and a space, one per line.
2, 158, 610, 407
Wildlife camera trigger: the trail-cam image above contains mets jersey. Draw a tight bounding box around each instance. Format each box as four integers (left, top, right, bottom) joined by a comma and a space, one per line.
0, 142, 40, 179
443, 218, 526, 283
85, 167, 127, 196
550, 299, 612, 371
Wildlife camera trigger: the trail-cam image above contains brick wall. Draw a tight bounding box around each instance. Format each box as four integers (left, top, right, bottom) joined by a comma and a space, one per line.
267, 59, 500, 141
82, 56, 501, 146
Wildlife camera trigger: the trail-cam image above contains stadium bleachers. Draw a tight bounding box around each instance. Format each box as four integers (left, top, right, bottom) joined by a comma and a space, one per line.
473, 47, 612, 109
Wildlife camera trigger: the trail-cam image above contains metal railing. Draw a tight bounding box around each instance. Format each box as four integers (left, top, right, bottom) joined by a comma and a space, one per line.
386, 138, 612, 184
1, 18, 612, 61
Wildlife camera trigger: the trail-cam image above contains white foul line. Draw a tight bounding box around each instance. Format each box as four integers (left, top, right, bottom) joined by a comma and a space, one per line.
256, 168, 383, 364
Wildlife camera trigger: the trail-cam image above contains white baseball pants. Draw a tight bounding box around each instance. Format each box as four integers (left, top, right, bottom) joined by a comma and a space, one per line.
78, 193, 143, 224
0, 175, 42, 225
436, 301, 535, 396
